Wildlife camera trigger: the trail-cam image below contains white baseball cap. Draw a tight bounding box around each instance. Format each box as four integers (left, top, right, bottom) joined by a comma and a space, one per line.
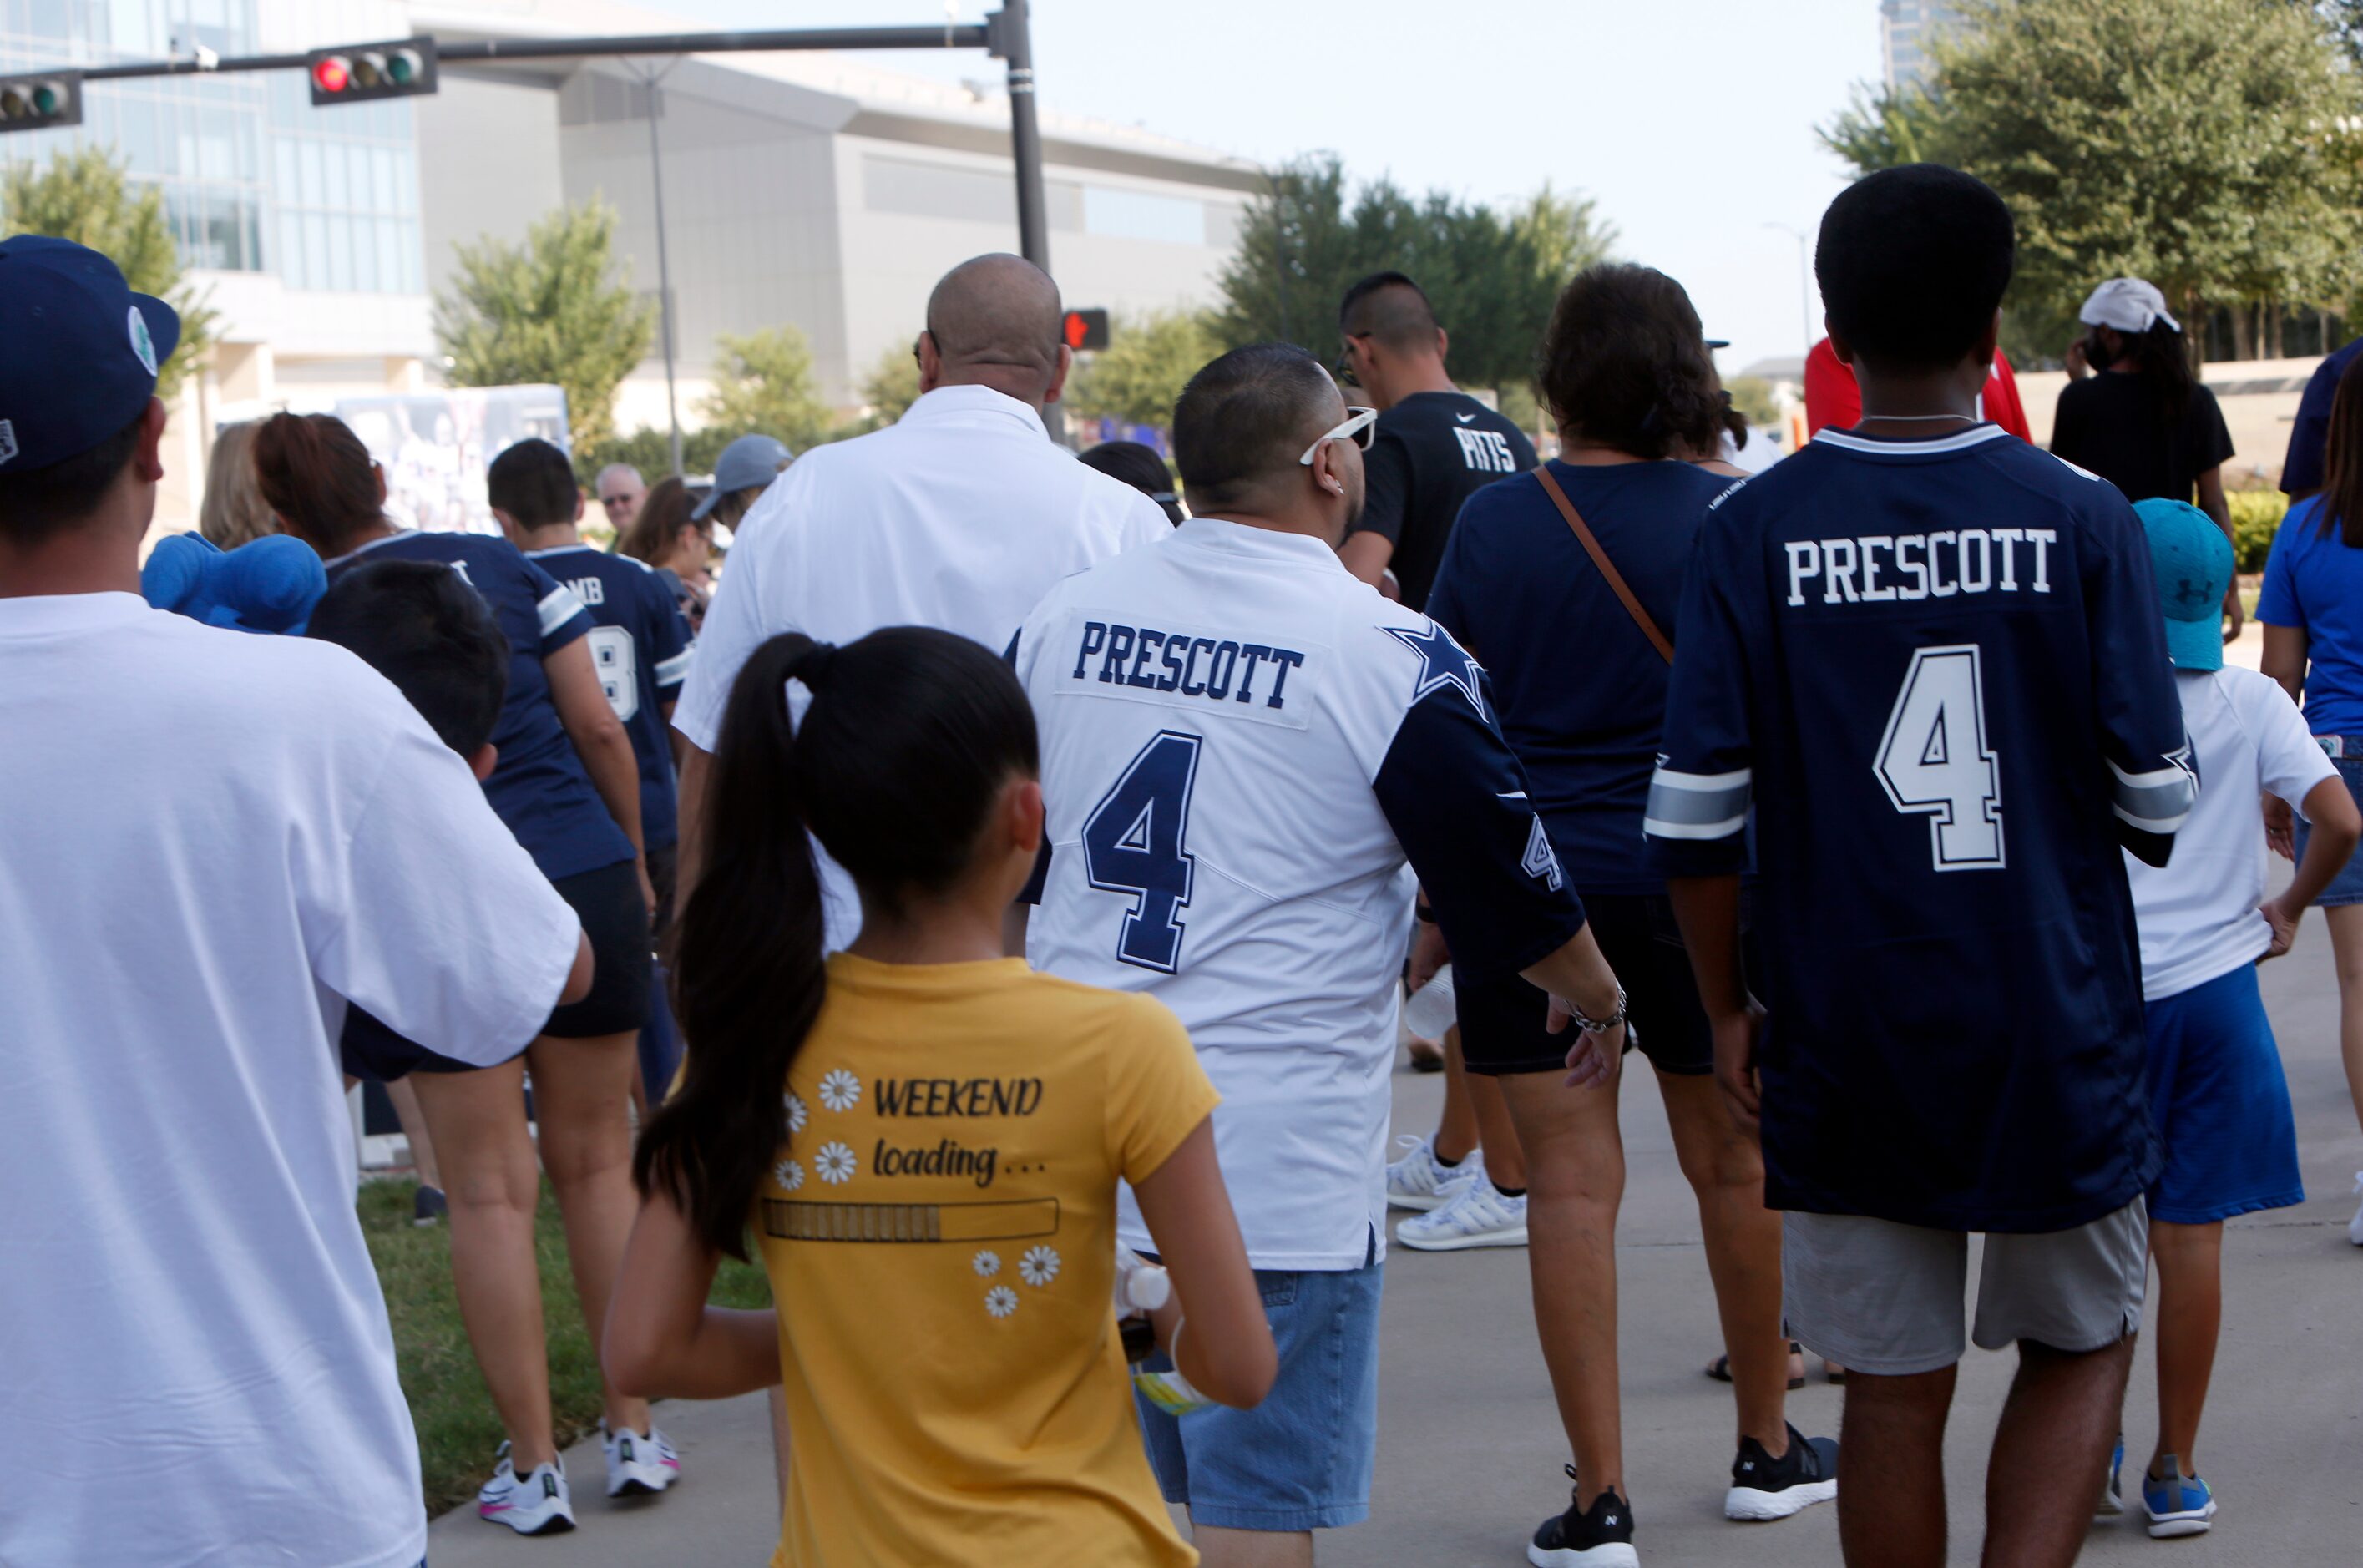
2079, 277, 2180, 336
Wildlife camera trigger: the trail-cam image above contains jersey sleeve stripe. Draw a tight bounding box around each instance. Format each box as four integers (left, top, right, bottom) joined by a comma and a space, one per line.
2111, 780, 2194, 832
1644, 766, 1750, 842
1643, 811, 1749, 841
1650, 765, 1752, 792
537, 585, 588, 638
654, 650, 694, 686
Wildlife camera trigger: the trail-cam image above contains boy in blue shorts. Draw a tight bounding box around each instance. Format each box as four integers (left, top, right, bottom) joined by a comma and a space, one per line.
2110, 498, 2360, 1537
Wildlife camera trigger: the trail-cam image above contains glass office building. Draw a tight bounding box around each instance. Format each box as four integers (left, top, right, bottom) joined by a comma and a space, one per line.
0, 1, 425, 292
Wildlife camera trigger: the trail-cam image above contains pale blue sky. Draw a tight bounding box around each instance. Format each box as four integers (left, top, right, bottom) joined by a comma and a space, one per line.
664, 0, 1888, 377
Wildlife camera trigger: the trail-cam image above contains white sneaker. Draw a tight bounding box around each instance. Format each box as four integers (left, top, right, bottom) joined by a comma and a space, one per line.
603, 1423, 681, 1498
1398, 1176, 1528, 1251
2348, 1172, 2363, 1247
478, 1444, 574, 1535
1386, 1135, 1481, 1212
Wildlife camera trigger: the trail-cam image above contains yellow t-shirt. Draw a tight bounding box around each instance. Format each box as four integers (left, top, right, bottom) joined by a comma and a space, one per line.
760, 953, 1219, 1568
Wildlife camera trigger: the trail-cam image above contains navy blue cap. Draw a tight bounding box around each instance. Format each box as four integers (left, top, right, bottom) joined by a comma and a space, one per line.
0, 235, 181, 473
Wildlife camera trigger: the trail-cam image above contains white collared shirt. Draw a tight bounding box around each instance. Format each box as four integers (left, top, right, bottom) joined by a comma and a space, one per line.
675, 383, 1171, 943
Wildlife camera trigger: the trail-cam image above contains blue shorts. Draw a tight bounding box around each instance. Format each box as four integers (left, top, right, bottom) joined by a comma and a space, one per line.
2144, 964, 2305, 1225
1136, 1257, 1383, 1532
2295, 748, 2363, 907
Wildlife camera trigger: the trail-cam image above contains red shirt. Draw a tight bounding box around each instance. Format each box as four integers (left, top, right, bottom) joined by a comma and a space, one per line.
1803, 337, 2032, 442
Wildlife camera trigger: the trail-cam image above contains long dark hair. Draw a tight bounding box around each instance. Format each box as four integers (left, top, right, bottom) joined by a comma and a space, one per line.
2315, 352, 2363, 549
1536, 264, 1725, 461
2116, 321, 2196, 427
634, 626, 1042, 1258
251, 412, 382, 556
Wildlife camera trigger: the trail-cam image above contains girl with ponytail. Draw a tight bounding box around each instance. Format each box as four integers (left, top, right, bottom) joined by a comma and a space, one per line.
607, 627, 1274, 1567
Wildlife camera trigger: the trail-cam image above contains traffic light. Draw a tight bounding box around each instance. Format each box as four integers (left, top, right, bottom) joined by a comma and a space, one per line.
307, 38, 438, 107
0, 71, 82, 134
1062, 308, 1110, 352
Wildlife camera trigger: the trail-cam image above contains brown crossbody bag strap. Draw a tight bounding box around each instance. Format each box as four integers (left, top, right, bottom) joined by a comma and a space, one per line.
1533, 463, 1673, 665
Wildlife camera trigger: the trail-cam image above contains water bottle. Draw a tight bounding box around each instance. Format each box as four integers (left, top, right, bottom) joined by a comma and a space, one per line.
1404, 964, 1456, 1040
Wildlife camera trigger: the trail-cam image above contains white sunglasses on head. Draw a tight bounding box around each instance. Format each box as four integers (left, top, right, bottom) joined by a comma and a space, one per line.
1298, 406, 1378, 466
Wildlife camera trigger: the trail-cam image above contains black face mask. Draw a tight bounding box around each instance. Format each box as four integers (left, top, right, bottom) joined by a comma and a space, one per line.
2082, 331, 2117, 370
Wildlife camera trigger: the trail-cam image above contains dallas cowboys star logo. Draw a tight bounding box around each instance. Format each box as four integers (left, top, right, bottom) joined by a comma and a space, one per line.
1384, 620, 1485, 719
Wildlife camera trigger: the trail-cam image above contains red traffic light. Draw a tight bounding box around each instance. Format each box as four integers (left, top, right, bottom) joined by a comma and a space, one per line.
1062, 308, 1110, 352
307, 38, 437, 106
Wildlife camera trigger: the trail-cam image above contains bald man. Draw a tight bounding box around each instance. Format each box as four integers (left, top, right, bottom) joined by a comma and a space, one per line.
677, 250, 1167, 900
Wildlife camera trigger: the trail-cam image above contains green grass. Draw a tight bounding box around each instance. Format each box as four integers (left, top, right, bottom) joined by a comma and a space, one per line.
359, 1177, 772, 1518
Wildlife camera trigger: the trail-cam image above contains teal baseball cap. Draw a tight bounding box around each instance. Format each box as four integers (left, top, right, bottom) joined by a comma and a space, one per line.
2134, 497, 2232, 672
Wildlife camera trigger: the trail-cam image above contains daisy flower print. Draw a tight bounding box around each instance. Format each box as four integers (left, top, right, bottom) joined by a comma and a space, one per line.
814, 1141, 858, 1184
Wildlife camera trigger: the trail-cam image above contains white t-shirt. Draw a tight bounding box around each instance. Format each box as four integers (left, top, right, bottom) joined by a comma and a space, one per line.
1011, 519, 1584, 1269
0, 594, 580, 1568
674, 383, 1169, 946
2125, 665, 2336, 999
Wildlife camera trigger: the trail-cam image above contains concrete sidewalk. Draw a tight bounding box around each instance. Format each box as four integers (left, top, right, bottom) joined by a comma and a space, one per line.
431, 905, 2363, 1566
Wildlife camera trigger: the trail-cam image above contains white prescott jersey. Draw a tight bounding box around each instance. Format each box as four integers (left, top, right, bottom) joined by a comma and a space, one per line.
1012, 516, 1584, 1269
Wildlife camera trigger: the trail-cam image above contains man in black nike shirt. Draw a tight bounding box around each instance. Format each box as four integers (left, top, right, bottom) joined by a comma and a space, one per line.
1335, 271, 1537, 610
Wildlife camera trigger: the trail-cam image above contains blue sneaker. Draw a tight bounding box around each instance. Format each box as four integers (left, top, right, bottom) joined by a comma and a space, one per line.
2096, 1434, 2124, 1516
2141, 1455, 2216, 1539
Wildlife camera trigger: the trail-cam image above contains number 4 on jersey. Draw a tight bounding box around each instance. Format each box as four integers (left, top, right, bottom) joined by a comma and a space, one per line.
1875, 645, 2004, 870
1083, 731, 1204, 972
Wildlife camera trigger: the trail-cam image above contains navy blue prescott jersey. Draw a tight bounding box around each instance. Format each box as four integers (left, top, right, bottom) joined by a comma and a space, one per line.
1010, 517, 1586, 1269
526, 544, 694, 851
1645, 424, 2193, 1234
326, 531, 635, 882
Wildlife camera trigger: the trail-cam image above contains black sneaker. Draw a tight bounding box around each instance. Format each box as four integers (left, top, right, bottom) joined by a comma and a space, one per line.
1724, 1421, 1839, 1521
1528, 1467, 1637, 1566
412, 1183, 448, 1227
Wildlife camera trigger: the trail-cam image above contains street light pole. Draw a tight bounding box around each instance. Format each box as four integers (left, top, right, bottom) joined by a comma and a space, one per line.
625, 56, 685, 478
1767, 221, 1813, 352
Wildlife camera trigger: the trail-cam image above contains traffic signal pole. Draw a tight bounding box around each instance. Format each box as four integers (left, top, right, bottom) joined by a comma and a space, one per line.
73, 13, 1052, 273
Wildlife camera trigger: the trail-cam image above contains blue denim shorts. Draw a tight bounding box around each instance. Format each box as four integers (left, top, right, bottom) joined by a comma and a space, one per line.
2296, 748, 2363, 907
1135, 1257, 1384, 1531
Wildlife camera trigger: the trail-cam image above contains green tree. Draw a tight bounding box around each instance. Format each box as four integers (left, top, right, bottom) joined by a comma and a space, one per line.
1065, 309, 1221, 427
1819, 0, 2363, 363
1212, 155, 1616, 395
697, 324, 834, 452
1723, 376, 1783, 430
0, 146, 216, 402
829, 340, 922, 437
434, 200, 654, 456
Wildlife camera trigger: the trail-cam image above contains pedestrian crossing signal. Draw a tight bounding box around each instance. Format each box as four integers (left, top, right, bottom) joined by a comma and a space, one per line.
1063, 309, 1110, 352
308, 38, 438, 106
0, 71, 81, 134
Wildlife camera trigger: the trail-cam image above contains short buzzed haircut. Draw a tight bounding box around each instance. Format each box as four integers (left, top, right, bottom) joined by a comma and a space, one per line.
1817, 164, 2015, 372
487, 438, 580, 529
1172, 343, 1338, 513
1338, 271, 1440, 354
307, 559, 511, 756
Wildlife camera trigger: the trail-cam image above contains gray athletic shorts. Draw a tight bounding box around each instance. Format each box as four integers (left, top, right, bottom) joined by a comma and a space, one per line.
1782, 1198, 2147, 1377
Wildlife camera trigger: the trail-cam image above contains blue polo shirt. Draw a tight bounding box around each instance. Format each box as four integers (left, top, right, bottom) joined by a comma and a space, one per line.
326, 530, 635, 882
1427, 459, 1734, 893
526, 544, 694, 850
2259, 495, 2363, 736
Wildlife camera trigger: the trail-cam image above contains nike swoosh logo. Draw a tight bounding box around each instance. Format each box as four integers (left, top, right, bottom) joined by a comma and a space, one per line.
1456, 412, 1478, 423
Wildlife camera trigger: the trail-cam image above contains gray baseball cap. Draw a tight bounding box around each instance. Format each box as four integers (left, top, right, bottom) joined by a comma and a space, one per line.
692, 433, 792, 518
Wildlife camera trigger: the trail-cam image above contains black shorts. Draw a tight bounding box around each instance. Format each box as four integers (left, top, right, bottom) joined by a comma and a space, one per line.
1457, 892, 1733, 1079
340, 857, 653, 1080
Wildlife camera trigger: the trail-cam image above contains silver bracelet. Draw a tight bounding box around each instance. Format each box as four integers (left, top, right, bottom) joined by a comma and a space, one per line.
1565, 985, 1628, 1035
